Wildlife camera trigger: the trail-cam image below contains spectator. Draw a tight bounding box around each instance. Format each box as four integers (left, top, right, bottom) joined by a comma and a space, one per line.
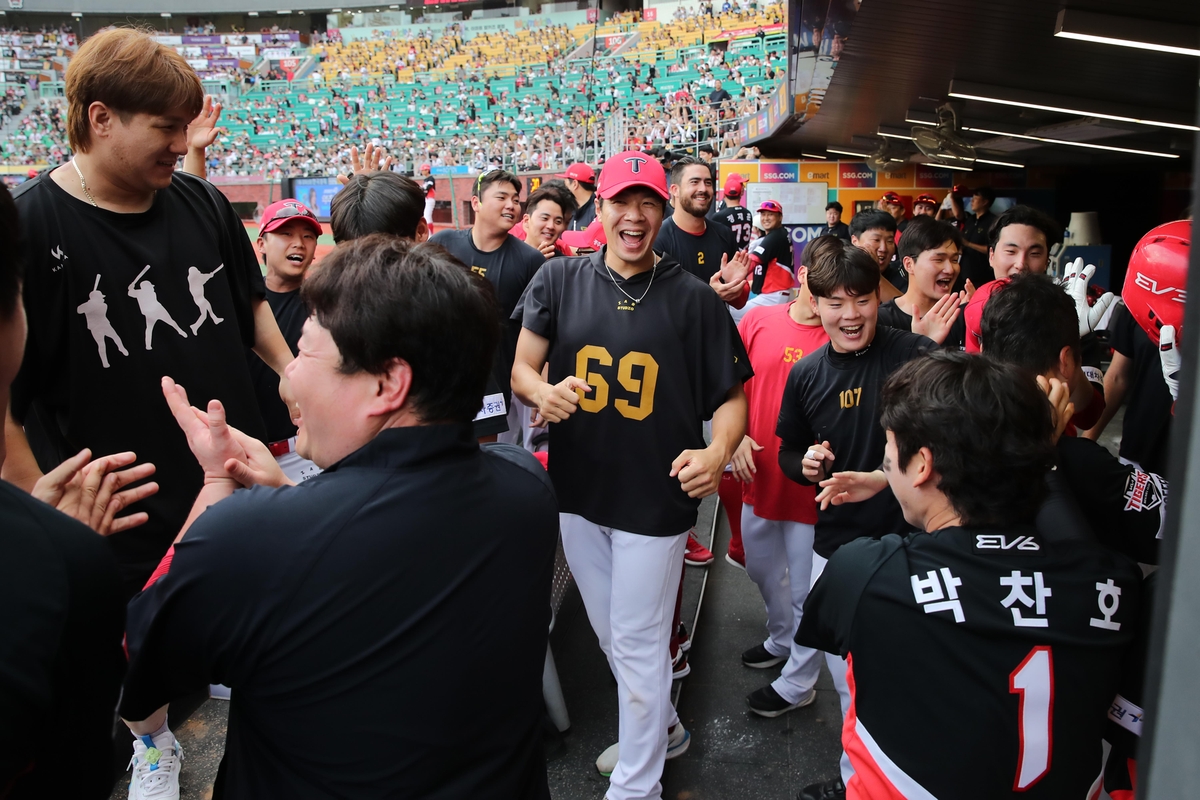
959, 186, 998, 288
823, 201, 850, 241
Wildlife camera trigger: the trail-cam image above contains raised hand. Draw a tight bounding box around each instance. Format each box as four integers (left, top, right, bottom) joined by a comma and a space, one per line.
225, 428, 294, 488
1061, 258, 1115, 336
161, 376, 248, 484
815, 469, 886, 511
710, 250, 751, 304
186, 94, 223, 151
911, 291, 963, 345
337, 143, 395, 185
1036, 374, 1075, 443
32, 449, 159, 535
1159, 324, 1181, 402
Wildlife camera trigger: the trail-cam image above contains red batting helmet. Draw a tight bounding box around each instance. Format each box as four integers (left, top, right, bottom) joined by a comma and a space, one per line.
1121, 219, 1190, 345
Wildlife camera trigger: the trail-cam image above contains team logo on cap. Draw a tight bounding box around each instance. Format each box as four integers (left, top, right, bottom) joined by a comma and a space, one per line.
624, 156, 647, 173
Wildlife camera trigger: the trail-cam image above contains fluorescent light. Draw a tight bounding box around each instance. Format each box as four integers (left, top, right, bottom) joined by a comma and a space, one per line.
801, 152, 826, 159
826, 147, 870, 158
1054, 9, 1200, 58
975, 158, 1025, 169
71, 11, 82, 16
962, 125, 1180, 158
927, 161, 973, 172
332, 7, 342, 11
248, 11, 258, 16
160, 12, 171, 17
948, 80, 1198, 132
878, 131, 915, 141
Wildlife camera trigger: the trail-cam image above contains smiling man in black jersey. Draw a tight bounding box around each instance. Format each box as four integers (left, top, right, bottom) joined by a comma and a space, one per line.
774, 240, 931, 797
513, 151, 751, 800
654, 156, 750, 308
876, 216, 969, 349
797, 351, 1140, 799
711, 174, 755, 248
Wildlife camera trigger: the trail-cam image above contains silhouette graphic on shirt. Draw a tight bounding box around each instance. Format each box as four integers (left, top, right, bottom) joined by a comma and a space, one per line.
127, 265, 188, 350
76, 275, 129, 369
187, 264, 225, 335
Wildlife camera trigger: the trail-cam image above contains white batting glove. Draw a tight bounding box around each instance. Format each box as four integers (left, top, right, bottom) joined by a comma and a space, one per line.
1160, 324, 1181, 401
1061, 257, 1115, 336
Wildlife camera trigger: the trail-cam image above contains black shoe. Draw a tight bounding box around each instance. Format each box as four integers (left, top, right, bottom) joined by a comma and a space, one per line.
747, 685, 816, 718
741, 643, 787, 669
798, 777, 845, 800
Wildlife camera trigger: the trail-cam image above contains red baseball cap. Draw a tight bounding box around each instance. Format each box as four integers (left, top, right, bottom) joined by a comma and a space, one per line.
556, 162, 595, 183
881, 191, 903, 205
596, 151, 669, 201
259, 199, 322, 236
758, 200, 783, 214
723, 174, 746, 198
559, 217, 606, 251
914, 193, 939, 207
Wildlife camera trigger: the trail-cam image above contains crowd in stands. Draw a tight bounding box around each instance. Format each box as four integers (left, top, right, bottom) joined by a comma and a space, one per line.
0, 7, 784, 176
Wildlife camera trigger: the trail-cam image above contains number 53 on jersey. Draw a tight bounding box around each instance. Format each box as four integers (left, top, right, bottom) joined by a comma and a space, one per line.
575, 345, 659, 420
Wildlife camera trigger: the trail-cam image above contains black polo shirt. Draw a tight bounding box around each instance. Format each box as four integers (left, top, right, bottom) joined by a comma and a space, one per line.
121, 425, 557, 799
959, 210, 997, 289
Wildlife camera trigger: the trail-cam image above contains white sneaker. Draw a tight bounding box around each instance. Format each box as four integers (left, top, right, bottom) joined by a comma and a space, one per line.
127, 730, 182, 800
595, 722, 691, 777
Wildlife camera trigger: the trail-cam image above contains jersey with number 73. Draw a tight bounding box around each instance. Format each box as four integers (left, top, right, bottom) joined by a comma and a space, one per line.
798, 526, 1142, 799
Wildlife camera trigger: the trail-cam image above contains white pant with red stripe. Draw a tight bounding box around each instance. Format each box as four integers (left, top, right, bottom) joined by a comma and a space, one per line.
559, 513, 687, 800
740, 504, 822, 704
811, 552, 855, 786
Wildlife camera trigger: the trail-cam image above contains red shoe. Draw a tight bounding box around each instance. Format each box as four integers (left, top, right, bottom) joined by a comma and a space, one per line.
670, 622, 691, 656
725, 550, 746, 570
684, 531, 715, 566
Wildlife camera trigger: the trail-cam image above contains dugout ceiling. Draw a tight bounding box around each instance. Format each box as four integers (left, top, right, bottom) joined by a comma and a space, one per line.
759, 0, 1200, 168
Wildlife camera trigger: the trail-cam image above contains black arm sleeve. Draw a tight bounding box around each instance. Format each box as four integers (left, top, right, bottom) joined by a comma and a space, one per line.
779, 439, 814, 486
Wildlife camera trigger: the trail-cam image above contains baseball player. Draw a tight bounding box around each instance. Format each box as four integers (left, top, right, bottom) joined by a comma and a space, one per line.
875, 217, 969, 349
796, 351, 1141, 798
710, 175, 755, 249
731, 236, 835, 718
512, 151, 751, 800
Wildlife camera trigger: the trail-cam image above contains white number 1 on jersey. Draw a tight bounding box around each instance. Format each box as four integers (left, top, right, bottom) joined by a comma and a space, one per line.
1009, 646, 1054, 790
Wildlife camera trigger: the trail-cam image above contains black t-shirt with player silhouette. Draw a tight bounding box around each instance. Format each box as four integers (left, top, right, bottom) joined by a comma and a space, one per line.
11, 171, 267, 594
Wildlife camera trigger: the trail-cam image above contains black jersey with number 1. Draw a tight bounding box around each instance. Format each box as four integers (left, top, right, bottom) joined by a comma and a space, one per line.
519, 249, 752, 535
798, 525, 1141, 799
776, 326, 931, 558
653, 216, 737, 283
712, 205, 755, 249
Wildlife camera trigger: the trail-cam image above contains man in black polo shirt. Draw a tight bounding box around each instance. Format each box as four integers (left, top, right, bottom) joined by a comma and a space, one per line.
121, 235, 558, 799
775, 239, 930, 795
654, 156, 750, 307
823, 201, 850, 241
959, 186, 998, 289
430, 170, 545, 406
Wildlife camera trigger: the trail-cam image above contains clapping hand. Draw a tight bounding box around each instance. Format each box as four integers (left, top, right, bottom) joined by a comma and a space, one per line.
32, 449, 158, 536
911, 291, 964, 345
1061, 258, 1116, 336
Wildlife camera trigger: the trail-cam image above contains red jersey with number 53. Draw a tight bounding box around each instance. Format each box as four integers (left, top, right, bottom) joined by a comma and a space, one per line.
797, 526, 1141, 799
737, 302, 828, 523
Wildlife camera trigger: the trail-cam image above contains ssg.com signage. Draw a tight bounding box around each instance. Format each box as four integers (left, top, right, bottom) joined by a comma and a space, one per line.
759, 163, 798, 183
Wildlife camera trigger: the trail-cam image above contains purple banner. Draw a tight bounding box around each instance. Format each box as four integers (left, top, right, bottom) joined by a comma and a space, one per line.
209, 58, 239, 68
182, 35, 222, 44
201, 46, 228, 56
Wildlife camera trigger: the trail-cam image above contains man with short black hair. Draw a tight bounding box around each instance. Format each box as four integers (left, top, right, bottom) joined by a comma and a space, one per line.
877, 216, 968, 348
775, 240, 931, 796
121, 235, 558, 799
514, 185, 573, 258
796, 350, 1141, 799
430, 170, 545, 407
654, 156, 750, 307
558, 161, 597, 231
849, 209, 904, 300
959, 185, 998, 288
823, 201, 850, 241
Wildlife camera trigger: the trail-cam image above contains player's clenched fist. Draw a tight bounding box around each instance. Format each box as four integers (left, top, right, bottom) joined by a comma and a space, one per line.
534, 375, 592, 423
801, 440, 834, 483
670, 446, 725, 499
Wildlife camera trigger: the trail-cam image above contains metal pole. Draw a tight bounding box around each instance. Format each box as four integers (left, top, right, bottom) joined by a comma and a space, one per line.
448, 170, 459, 230
1140, 79, 1200, 799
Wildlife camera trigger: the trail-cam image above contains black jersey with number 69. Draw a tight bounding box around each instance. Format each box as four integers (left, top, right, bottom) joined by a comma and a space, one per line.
712, 205, 755, 249
519, 249, 752, 536
798, 526, 1142, 800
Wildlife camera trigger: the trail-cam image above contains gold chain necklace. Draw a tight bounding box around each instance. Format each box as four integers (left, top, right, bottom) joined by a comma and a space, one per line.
70, 159, 98, 207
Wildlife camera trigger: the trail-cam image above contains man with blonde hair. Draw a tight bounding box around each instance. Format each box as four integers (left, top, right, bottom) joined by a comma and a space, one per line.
3, 28, 294, 797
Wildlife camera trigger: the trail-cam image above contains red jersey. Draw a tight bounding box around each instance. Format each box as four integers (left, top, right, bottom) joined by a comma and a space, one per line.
738, 302, 828, 523
963, 278, 999, 353
509, 225, 569, 256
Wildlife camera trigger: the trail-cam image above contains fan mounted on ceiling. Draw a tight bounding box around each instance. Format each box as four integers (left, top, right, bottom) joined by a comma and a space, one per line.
912, 104, 976, 168
864, 141, 910, 173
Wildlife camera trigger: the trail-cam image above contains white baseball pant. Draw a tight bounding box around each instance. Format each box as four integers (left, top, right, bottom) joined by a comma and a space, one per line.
810, 552, 855, 785
740, 504, 821, 704
423, 196, 435, 225
559, 513, 687, 800
729, 289, 790, 324
498, 394, 544, 452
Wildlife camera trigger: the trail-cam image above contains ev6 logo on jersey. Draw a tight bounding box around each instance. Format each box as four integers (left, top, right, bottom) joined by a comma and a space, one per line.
975, 534, 1041, 552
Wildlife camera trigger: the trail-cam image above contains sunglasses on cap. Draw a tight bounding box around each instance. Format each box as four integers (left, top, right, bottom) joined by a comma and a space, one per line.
268, 202, 317, 223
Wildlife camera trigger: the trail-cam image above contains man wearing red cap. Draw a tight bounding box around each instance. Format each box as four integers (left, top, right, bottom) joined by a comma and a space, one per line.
558, 162, 597, 232
913, 193, 939, 220
418, 163, 435, 226
880, 190, 906, 229
738, 199, 796, 323
711, 174, 755, 249
513, 151, 751, 800
248, 199, 324, 483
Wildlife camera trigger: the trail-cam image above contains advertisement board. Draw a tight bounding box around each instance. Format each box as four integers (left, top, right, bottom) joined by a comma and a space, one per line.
288, 177, 344, 221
